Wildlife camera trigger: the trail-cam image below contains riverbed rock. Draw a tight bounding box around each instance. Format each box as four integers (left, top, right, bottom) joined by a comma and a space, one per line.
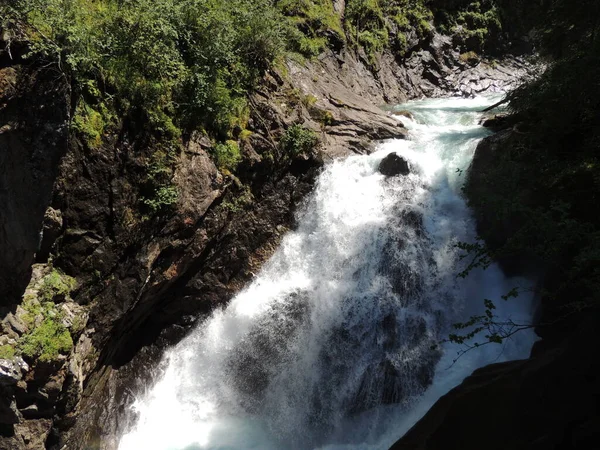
391, 110, 415, 121
379, 153, 410, 177
479, 113, 511, 130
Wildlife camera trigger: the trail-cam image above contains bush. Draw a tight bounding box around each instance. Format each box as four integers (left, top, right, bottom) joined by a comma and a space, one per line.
6, 0, 289, 139
213, 140, 242, 172
278, 0, 345, 57
280, 124, 318, 157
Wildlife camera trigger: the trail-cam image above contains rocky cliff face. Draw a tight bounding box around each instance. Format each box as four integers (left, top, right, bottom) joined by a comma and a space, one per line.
0, 53, 70, 307
0, 23, 535, 449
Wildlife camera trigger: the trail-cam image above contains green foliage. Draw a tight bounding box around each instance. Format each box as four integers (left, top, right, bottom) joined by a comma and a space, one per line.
221, 185, 255, 213
280, 124, 318, 157
141, 186, 179, 215
18, 294, 75, 362
38, 269, 77, 303
212, 140, 242, 172
72, 101, 107, 149
310, 107, 334, 127
344, 0, 433, 62
278, 0, 345, 57
6, 0, 288, 139
140, 149, 179, 215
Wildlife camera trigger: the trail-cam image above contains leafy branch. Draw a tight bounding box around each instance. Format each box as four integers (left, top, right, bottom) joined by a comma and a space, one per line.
455, 239, 492, 279
445, 287, 535, 366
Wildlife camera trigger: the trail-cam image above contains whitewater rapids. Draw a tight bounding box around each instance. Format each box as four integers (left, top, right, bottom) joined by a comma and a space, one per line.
119, 96, 536, 450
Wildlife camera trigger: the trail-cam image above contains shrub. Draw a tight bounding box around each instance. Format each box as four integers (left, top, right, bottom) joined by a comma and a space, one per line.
213, 140, 242, 172
280, 124, 318, 157
140, 149, 179, 215
6, 0, 289, 140
278, 0, 345, 57
142, 186, 179, 215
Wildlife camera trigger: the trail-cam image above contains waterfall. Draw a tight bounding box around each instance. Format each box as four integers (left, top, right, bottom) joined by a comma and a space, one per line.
119, 97, 536, 450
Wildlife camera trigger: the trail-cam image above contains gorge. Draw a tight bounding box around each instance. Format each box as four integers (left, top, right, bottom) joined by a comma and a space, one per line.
118, 97, 537, 450
0, 0, 599, 449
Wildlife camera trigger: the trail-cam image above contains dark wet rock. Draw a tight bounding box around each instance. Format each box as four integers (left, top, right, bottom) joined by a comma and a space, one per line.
0, 397, 21, 425
479, 113, 512, 131
379, 153, 410, 177
5, 313, 27, 336
0, 61, 70, 306
226, 291, 310, 408
464, 130, 540, 277
401, 209, 425, 236
37, 207, 63, 262
1, 418, 54, 450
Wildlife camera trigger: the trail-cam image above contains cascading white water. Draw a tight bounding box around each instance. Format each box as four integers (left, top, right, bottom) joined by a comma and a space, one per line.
119, 96, 536, 450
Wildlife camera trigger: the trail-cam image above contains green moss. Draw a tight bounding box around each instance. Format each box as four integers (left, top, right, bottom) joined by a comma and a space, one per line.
72, 102, 106, 149
0, 345, 16, 360
239, 129, 253, 141
19, 312, 73, 362
21, 296, 43, 330
302, 94, 318, 107
459, 50, 480, 65
70, 313, 87, 334
221, 185, 254, 213
308, 106, 334, 126
38, 269, 77, 303
17, 292, 75, 363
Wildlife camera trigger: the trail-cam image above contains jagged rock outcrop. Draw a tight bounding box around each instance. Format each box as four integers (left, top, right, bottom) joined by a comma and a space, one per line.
0, 53, 70, 306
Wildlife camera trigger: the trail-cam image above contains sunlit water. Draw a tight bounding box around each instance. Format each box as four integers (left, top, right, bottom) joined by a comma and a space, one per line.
119, 96, 535, 450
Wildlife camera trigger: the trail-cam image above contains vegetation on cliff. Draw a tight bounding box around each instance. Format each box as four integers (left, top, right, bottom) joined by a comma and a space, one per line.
0, 0, 532, 156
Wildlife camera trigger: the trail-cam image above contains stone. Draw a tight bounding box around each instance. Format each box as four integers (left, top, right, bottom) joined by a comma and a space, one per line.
0, 359, 22, 386
391, 110, 413, 120
379, 153, 410, 177
479, 113, 511, 130
37, 206, 63, 262
5, 313, 27, 335
0, 397, 20, 424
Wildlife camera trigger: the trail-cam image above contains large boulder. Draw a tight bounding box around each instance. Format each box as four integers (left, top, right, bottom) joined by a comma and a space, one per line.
379, 153, 410, 177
